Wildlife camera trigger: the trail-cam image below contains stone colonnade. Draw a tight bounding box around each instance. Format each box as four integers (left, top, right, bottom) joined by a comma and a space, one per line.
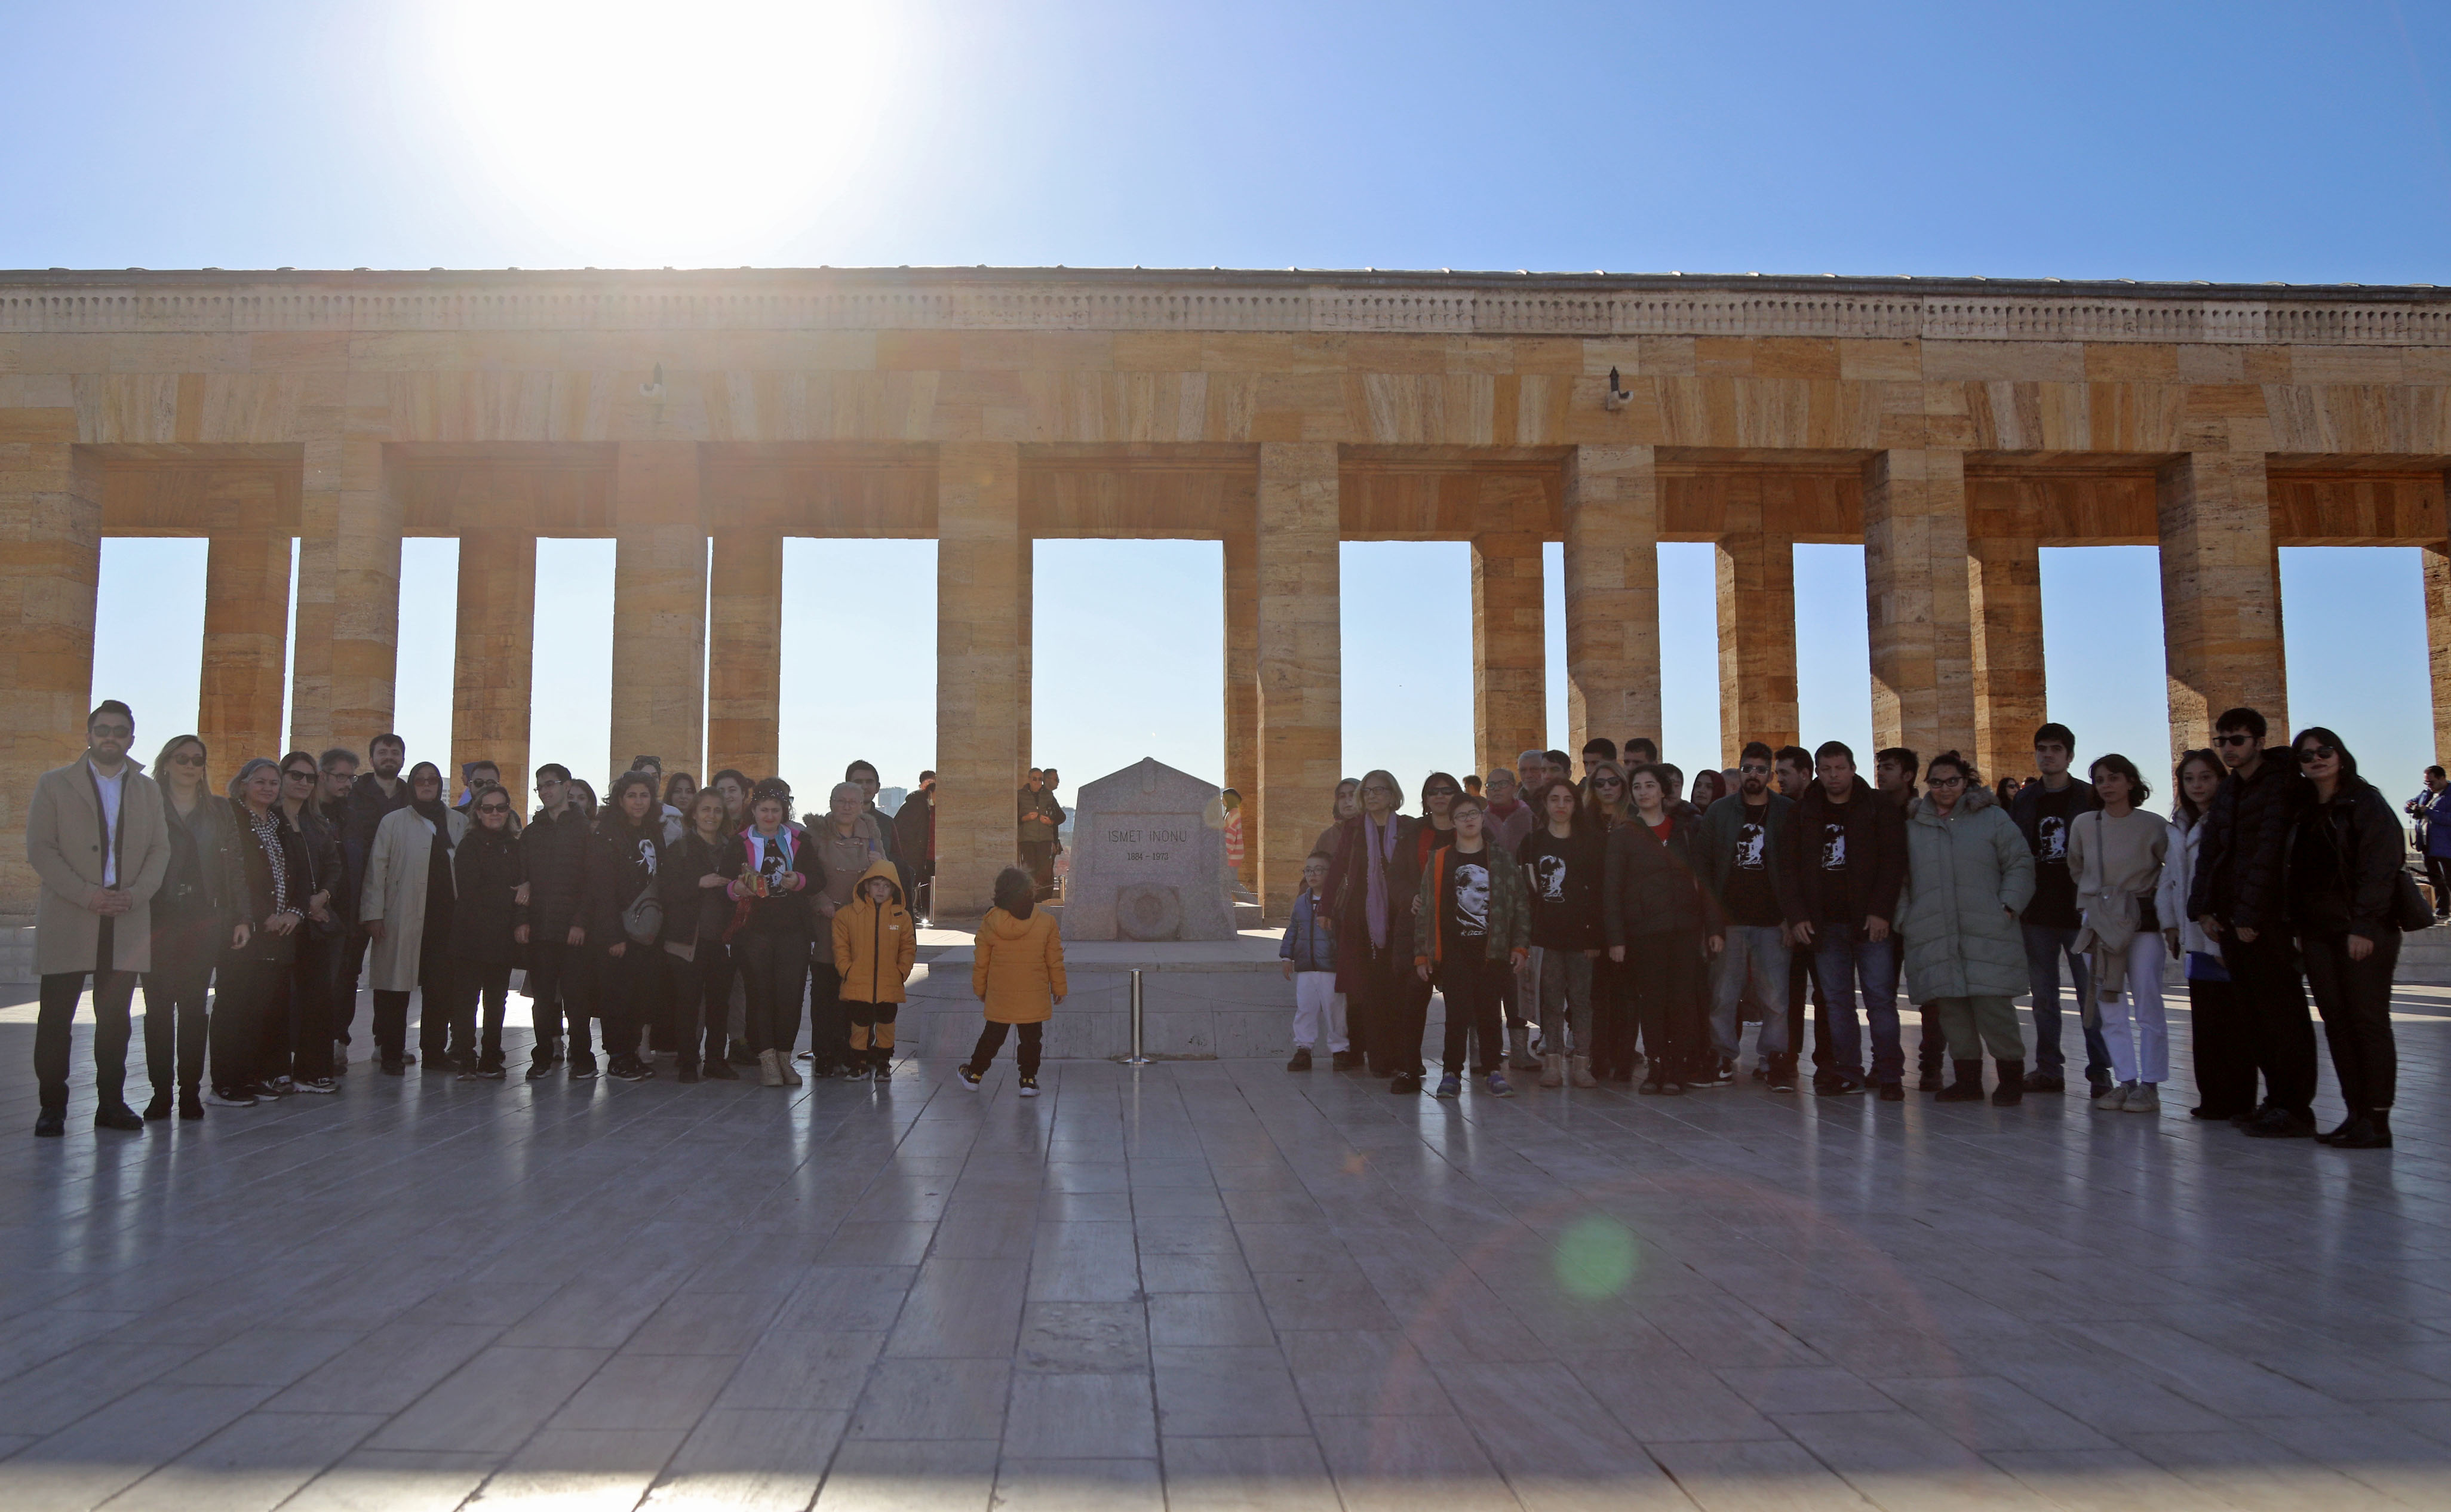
4, 268, 2447, 926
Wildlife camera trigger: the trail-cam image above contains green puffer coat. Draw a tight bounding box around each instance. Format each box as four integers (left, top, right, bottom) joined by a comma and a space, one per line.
1897, 786, 2036, 1002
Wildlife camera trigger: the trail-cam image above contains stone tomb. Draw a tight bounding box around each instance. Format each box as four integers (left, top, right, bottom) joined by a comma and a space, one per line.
1062, 758, 1235, 941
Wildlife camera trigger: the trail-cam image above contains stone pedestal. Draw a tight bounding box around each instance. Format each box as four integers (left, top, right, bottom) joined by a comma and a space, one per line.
611, 442, 708, 781
935, 441, 1024, 918
452, 530, 536, 803
1255, 442, 1341, 921
1062, 758, 1234, 942
0, 410, 102, 914
1970, 536, 2045, 783
1715, 527, 1797, 766
201, 531, 293, 788
1864, 449, 1977, 760
708, 530, 782, 781
2157, 451, 2286, 761
1563, 444, 1661, 759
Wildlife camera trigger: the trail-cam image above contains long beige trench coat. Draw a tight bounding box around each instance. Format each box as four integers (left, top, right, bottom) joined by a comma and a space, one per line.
25, 757, 170, 975
359, 804, 469, 992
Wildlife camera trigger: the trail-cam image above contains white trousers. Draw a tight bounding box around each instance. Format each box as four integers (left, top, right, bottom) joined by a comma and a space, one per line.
2099, 932, 2169, 1085
1293, 972, 1347, 1052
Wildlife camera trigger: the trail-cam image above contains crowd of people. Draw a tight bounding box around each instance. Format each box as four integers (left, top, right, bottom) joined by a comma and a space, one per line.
1288, 713, 2414, 1149
23, 697, 2419, 1154
23, 700, 948, 1135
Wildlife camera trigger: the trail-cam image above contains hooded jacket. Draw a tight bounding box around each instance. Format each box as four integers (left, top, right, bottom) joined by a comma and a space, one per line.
833, 857, 917, 1004
1280, 888, 1338, 972
1896, 786, 2036, 1002
2186, 755, 2308, 933
1602, 808, 1724, 945
1782, 777, 1907, 930
973, 903, 1066, 1024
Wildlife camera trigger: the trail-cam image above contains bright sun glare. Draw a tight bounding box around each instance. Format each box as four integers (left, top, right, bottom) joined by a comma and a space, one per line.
429, 0, 903, 265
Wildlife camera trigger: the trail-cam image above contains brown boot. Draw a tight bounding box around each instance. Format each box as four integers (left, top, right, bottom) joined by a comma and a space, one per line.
1569, 1055, 1598, 1089
1991, 1059, 2025, 1107
1538, 1054, 1564, 1089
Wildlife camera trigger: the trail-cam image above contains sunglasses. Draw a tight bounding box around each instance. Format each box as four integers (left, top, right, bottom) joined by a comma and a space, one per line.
1425, 789, 1459, 800
477, 803, 512, 815
2213, 733, 2257, 748
282, 769, 316, 782
168, 752, 205, 766
2296, 745, 2336, 763
1595, 776, 1626, 789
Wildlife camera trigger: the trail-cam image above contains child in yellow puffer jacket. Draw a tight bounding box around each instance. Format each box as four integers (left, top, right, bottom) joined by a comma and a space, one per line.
832, 856, 917, 1078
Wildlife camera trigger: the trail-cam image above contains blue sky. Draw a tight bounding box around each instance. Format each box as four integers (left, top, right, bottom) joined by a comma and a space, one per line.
33, 1, 2451, 801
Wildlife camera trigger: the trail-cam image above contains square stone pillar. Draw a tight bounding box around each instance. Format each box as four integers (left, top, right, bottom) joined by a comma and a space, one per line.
935, 442, 1024, 919
1713, 528, 1797, 766
1256, 441, 1342, 921
1969, 536, 2045, 785
1863, 449, 1977, 760
450, 530, 536, 804
200, 531, 295, 787
1471, 496, 1547, 780
2427, 543, 2451, 767
1562, 444, 1661, 760
0, 410, 102, 914
2157, 451, 2286, 761
1016, 539, 1034, 785
611, 443, 708, 782
291, 417, 400, 758
1223, 527, 1260, 892
708, 530, 782, 782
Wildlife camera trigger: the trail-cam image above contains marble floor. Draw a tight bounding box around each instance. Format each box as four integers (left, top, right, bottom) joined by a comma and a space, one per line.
4, 990, 2451, 1511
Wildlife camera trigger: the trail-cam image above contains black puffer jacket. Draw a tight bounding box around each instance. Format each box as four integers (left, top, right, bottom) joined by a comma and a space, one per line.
584, 813, 664, 949
2284, 780, 2403, 940
2188, 757, 2308, 933
523, 805, 594, 941
1782, 777, 1907, 929
449, 826, 529, 964
1602, 809, 1724, 944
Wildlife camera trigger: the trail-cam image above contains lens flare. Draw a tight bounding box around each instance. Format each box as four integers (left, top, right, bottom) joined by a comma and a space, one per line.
1553, 1214, 1639, 1300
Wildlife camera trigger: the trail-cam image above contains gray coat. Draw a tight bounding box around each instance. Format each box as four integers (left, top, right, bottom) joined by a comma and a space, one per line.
360, 804, 470, 992
1897, 786, 2036, 1003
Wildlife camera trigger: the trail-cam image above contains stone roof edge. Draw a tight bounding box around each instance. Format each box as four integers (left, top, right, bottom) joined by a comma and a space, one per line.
3, 266, 2449, 344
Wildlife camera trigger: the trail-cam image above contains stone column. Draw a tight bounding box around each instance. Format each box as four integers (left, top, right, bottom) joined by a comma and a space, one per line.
2157, 451, 2286, 761
1562, 444, 1661, 760
1255, 441, 1341, 921
1968, 536, 2045, 784
0, 410, 102, 915
450, 530, 536, 803
1471, 523, 1546, 780
2428, 544, 2451, 766
935, 442, 1024, 918
610, 442, 708, 782
291, 413, 401, 758
199, 531, 295, 787
1016, 539, 1034, 784
707, 530, 782, 782
1713, 527, 1797, 766
1223, 527, 1260, 892
1863, 449, 1977, 759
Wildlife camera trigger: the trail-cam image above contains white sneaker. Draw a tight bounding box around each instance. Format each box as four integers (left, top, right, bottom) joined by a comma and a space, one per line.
2091, 1081, 2131, 1112
293, 1077, 339, 1095
2123, 1083, 2161, 1113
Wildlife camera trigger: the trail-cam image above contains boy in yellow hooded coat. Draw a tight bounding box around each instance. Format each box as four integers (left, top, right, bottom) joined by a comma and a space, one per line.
832, 856, 917, 1077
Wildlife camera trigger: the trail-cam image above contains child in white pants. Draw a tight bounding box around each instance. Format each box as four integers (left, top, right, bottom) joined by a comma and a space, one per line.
1281, 853, 1344, 1070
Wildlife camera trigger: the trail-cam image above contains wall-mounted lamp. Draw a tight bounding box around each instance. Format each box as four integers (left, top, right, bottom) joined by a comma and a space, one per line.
1603, 366, 1633, 413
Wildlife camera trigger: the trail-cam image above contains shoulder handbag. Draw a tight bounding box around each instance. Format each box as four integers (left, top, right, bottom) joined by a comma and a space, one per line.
2392, 866, 2435, 933
621, 883, 664, 945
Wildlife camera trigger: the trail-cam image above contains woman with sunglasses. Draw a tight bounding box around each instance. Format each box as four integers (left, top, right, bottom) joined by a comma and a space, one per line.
361, 761, 468, 1075
445, 785, 529, 1077
271, 749, 343, 1093
1580, 760, 1641, 1082
213, 758, 310, 1107
142, 735, 245, 1118
2286, 728, 2404, 1148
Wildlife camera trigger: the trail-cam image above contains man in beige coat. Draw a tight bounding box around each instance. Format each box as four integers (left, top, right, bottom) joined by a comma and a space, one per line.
24, 700, 170, 1136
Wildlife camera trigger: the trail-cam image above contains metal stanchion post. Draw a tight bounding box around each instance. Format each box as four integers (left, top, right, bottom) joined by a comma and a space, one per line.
1124, 969, 1151, 1065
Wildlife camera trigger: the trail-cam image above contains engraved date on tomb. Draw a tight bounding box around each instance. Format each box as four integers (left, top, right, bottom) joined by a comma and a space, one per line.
1107, 826, 1190, 863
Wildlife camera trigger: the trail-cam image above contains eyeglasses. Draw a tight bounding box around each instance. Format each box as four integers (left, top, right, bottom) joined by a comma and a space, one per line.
90, 725, 133, 739
2296, 745, 2336, 763
1927, 775, 1966, 789
2213, 734, 2257, 748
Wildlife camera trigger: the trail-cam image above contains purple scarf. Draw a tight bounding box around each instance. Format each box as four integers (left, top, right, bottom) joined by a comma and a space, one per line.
1363, 813, 1399, 950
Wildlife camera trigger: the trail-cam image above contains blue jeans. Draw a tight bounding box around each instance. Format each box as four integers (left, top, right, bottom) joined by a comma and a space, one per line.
2023, 924, 2110, 1080
1710, 924, 1793, 1062
1811, 926, 1900, 1084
